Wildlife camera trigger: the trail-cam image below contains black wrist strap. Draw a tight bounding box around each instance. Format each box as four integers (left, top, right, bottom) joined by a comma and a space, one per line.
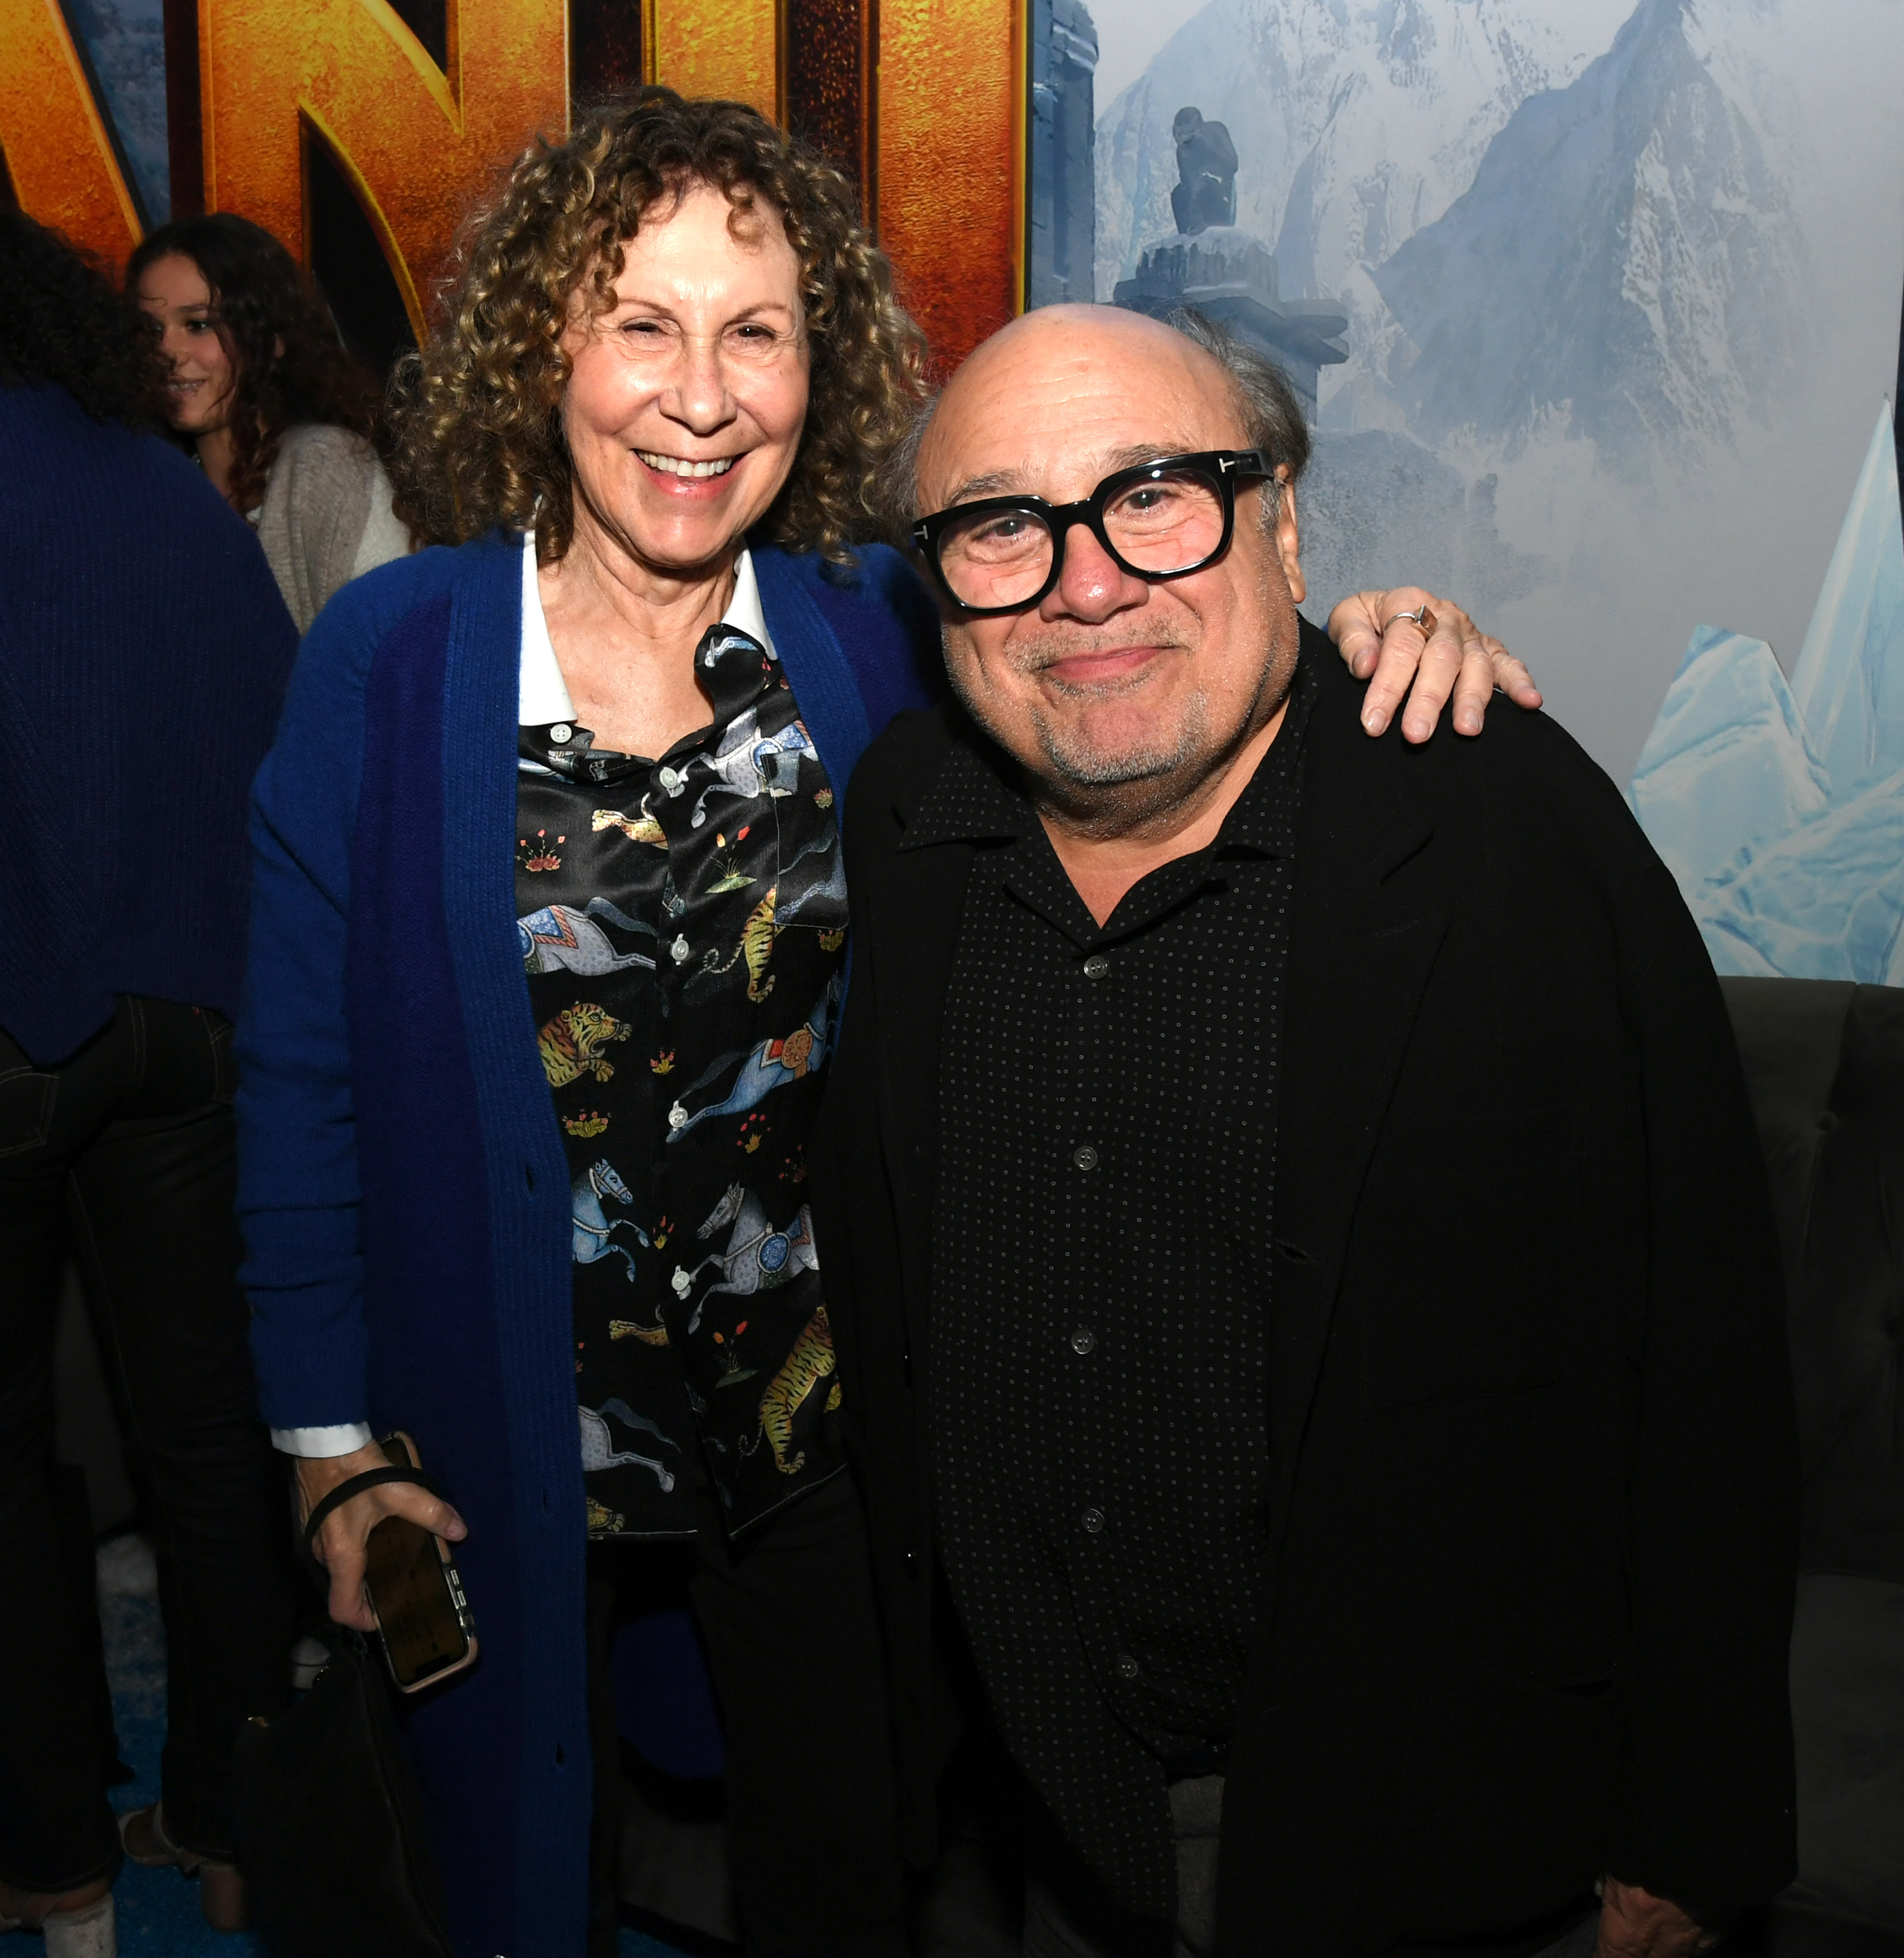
302, 1465, 443, 1558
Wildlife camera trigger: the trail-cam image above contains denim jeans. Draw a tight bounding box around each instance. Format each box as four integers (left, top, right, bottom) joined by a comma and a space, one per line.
0, 997, 292, 1889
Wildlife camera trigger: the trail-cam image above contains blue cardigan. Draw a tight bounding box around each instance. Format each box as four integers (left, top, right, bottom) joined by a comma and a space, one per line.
0, 384, 297, 1062
235, 530, 940, 1958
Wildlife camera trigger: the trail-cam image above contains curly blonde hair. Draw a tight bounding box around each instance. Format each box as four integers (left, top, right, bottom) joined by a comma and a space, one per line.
391, 89, 927, 563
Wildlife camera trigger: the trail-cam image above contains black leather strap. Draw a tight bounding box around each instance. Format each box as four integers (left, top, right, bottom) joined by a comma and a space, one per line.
302, 1466, 443, 1558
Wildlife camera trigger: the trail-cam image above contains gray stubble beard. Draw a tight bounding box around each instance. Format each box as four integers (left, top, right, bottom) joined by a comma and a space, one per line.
959, 652, 1277, 840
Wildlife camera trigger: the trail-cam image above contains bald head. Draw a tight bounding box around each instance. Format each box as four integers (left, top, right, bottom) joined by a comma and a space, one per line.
909, 301, 1309, 844
916, 305, 1253, 514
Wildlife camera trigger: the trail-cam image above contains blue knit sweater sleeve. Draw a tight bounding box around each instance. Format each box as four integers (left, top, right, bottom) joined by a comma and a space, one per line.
236, 547, 462, 1429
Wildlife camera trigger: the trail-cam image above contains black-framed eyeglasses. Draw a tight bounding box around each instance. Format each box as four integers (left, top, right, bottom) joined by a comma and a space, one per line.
911, 449, 1270, 616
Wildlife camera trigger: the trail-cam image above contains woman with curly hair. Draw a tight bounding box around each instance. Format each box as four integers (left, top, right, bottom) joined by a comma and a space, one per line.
0, 210, 297, 1956
236, 89, 942, 1958
234, 86, 1520, 1958
130, 213, 411, 631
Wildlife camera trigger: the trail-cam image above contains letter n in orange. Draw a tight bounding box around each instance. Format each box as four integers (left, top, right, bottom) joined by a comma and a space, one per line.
198, 0, 567, 332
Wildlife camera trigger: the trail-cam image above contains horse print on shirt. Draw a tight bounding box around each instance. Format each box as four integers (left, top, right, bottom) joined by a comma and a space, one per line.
520, 898, 657, 976
657, 707, 816, 830
570, 1157, 651, 1278
672, 1183, 819, 1331
579, 1397, 679, 1493
666, 974, 840, 1141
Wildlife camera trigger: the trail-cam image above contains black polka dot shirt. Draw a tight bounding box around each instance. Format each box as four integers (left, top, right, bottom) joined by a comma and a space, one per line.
922, 651, 1315, 1918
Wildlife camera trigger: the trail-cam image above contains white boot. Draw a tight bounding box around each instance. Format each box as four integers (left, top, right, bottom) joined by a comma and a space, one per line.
40, 1895, 116, 1958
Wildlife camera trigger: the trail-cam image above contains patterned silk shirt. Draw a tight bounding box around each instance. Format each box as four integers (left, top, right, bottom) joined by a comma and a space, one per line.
516, 554, 849, 1539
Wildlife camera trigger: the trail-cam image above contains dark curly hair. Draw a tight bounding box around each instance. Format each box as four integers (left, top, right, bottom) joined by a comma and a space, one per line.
127, 213, 381, 515
0, 210, 161, 425
390, 88, 928, 563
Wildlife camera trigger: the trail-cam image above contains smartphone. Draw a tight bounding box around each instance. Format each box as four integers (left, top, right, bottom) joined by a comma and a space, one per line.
363, 1431, 478, 1694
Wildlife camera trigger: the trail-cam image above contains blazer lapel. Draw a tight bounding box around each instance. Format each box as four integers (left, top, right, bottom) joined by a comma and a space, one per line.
1268, 661, 1451, 1537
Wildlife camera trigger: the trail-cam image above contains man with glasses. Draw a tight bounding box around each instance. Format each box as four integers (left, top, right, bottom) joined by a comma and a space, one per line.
811, 305, 1798, 1958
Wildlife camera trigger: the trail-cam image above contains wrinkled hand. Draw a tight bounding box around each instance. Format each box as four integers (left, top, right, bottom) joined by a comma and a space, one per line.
294, 1440, 467, 1633
1327, 586, 1542, 741
1595, 1878, 1718, 1957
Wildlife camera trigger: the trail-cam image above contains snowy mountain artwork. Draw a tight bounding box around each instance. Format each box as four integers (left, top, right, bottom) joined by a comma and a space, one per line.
1042, 0, 1904, 897
1632, 404, 1904, 984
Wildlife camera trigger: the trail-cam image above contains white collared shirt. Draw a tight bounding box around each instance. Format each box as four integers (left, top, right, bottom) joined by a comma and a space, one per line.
516, 530, 776, 723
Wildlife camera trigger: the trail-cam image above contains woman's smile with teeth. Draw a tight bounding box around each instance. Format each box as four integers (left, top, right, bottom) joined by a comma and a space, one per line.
638, 451, 736, 478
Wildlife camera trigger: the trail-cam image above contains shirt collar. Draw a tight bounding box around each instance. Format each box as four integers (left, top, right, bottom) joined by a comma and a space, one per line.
518, 533, 574, 724
515, 531, 779, 728
905, 644, 1316, 861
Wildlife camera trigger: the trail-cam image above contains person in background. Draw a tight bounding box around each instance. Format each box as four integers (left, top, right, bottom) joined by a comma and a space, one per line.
129, 212, 412, 633
0, 213, 300, 1954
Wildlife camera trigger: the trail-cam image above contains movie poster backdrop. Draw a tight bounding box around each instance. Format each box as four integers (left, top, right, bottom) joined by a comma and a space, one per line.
8, 0, 1904, 978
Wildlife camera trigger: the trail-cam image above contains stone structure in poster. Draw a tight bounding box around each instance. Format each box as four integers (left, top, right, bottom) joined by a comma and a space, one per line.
1029, 0, 1099, 308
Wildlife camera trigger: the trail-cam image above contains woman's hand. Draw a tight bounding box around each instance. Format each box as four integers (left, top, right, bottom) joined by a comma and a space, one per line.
1327, 587, 1542, 741
294, 1440, 468, 1633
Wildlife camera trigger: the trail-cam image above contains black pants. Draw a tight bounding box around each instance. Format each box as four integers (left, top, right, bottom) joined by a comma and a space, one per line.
0, 997, 292, 1888
587, 1468, 906, 1958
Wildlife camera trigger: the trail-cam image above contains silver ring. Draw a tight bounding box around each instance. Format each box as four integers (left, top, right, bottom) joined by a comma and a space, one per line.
1384, 603, 1435, 636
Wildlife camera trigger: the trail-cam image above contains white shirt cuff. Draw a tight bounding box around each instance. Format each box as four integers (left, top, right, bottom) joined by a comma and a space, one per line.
272, 1422, 375, 1457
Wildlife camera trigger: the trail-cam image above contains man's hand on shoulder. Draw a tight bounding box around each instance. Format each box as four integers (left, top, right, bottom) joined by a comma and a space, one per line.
1327, 587, 1542, 741
1595, 1877, 1719, 1957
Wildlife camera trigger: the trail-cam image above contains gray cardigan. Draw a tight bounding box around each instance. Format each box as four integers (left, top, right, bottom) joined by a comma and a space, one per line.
255, 423, 410, 633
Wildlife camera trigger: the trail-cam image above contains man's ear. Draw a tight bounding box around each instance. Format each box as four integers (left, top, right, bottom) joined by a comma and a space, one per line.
1273, 470, 1304, 606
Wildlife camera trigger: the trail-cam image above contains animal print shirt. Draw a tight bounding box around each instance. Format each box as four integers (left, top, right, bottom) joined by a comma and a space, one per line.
517, 557, 848, 1539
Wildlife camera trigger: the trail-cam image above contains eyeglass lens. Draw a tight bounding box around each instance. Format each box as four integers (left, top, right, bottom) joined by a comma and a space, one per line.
934, 467, 1228, 611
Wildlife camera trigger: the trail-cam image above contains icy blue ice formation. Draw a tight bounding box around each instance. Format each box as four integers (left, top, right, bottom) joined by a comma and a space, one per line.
1630, 400, 1904, 980
1700, 769, 1904, 983
1790, 401, 1904, 797
1629, 627, 1829, 901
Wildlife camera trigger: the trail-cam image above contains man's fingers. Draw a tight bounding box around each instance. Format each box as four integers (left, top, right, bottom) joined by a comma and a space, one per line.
1595, 1877, 1707, 1958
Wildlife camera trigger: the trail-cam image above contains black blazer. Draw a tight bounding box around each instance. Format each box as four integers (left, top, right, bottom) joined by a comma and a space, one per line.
810, 626, 1799, 1956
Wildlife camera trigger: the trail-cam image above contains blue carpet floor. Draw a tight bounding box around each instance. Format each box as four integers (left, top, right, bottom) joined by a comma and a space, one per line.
95, 1534, 683, 1958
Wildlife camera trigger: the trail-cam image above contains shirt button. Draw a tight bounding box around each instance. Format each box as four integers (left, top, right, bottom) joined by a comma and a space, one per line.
1116, 1653, 1140, 1680
658, 765, 682, 793
1083, 954, 1110, 979
670, 935, 691, 963
550, 723, 572, 745
1082, 1506, 1105, 1534
1072, 1144, 1099, 1171
1070, 1327, 1096, 1356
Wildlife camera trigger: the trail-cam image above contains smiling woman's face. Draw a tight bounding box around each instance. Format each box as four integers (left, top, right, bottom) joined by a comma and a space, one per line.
135, 252, 236, 436
559, 181, 811, 578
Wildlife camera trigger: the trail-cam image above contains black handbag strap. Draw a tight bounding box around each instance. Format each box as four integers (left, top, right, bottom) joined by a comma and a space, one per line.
302, 1467, 443, 1559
